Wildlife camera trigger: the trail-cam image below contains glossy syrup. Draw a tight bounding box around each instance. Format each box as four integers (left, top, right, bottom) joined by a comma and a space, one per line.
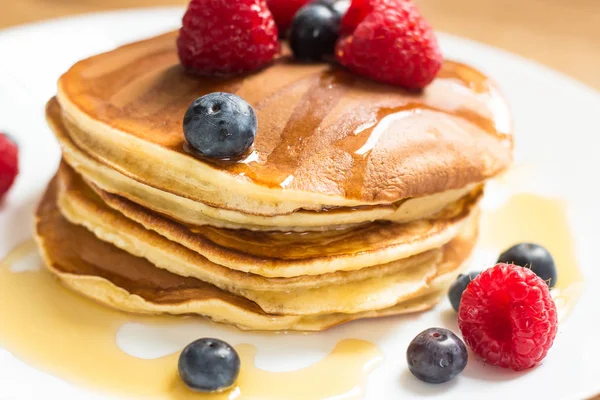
63, 33, 514, 206
145, 58, 512, 200
479, 193, 585, 320
0, 194, 584, 398
200, 62, 512, 196
0, 243, 382, 399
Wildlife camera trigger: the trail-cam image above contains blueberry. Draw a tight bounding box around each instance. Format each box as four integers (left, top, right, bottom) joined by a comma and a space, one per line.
289, 3, 341, 61
497, 243, 557, 288
448, 272, 480, 312
406, 328, 468, 384
183, 93, 257, 159
178, 338, 240, 392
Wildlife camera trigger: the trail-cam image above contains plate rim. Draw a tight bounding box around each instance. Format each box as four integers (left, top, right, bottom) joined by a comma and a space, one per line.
0, 7, 599, 400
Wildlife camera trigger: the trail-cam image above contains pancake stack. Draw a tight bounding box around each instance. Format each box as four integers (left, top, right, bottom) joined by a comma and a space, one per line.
37, 32, 513, 331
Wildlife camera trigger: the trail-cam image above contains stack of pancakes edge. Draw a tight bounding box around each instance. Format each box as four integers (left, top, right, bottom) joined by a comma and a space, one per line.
36, 32, 513, 331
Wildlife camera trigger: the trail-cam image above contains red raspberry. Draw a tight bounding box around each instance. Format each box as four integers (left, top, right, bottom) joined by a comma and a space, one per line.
336, 0, 442, 89
267, 0, 312, 35
0, 133, 18, 198
177, 0, 279, 75
341, 0, 409, 34
339, 0, 373, 36
458, 263, 558, 371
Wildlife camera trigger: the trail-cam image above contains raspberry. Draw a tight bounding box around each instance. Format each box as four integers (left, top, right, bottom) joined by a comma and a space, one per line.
458, 263, 558, 371
340, 0, 412, 36
339, 0, 373, 36
267, 0, 312, 35
177, 0, 279, 75
336, 0, 442, 89
0, 133, 18, 198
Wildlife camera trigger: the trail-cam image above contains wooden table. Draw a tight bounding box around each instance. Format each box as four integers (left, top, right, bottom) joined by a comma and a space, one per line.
1, 0, 599, 90
1, 1, 599, 398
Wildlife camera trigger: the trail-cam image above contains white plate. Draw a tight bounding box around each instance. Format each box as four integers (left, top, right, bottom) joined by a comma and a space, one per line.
1, 7, 600, 400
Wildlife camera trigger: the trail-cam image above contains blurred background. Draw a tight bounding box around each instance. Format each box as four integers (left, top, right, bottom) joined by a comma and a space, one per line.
2, 0, 599, 91
1, 0, 599, 90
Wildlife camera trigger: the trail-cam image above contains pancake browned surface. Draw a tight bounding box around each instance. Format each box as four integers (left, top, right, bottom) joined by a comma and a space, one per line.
36, 178, 463, 331
57, 158, 481, 277
48, 97, 477, 231
55, 163, 477, 315
57, 31, 512, 215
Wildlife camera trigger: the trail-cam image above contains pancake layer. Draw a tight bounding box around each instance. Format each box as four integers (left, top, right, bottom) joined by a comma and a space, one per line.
37, 178, 463, 330
49, 98, 479, 232
57, 161, 480, 278
57, 32, 512, 216
55, 163, 477, 315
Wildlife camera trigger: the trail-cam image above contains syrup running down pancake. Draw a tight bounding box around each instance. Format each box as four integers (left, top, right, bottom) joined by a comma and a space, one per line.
55, 163, 478, 315
56, 32, 512, 217
36, 177, 474, 330
49, 97, 477, 232
56, 161, 481, 278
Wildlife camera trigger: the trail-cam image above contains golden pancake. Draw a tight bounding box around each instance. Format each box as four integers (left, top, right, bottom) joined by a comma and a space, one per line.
39, 30, 514, 330
36, 178, 451, 331
49, 97, 476, 231
57, 161, 443, 291
55, 163, 476, 315
57, 31, 512, 216
57, 160, 481, 278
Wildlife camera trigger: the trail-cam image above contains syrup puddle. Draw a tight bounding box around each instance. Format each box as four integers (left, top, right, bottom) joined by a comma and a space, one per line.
0, 191, 585, 399
0, 245, 382, 399
479, 193, 585, 321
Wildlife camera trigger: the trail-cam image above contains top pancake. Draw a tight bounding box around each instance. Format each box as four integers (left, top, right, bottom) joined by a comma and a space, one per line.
57, 31, 512, 212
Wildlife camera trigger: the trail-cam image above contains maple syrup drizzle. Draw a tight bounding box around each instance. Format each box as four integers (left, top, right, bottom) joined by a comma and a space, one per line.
0, 193, 584, 398
79, 33, 511, 199
0, 248, 382, 399
479, 193, 584, 320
